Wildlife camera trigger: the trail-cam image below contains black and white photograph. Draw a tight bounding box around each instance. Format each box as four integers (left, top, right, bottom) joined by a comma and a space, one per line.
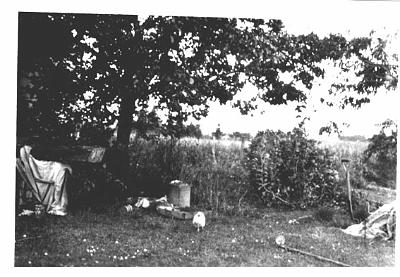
3, 0, 399, 269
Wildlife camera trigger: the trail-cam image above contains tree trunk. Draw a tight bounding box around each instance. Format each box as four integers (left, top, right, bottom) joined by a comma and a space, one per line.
113, 17, 144, 196
117, 93, 135, 146
110, 92, 135, 194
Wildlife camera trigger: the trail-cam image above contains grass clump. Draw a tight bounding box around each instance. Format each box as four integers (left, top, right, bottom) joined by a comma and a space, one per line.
314, 207, 334, 223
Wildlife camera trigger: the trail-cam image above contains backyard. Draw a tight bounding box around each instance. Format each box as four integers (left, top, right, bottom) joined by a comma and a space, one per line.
15, 130, 397, 267
15, 206, 395, 267
14, 10, 397, 268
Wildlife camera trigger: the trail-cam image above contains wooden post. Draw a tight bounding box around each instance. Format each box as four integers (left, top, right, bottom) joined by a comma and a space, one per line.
278, 245, 351, 267
346, 168, 354, 220
211, 137, 217, 164
342, 158, 354, 220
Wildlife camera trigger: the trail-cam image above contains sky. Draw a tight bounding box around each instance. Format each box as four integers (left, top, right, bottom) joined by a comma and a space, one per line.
186, 2, 400, 139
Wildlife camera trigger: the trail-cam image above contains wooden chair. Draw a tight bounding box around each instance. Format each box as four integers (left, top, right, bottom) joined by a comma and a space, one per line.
15, 145, 104, 211
16, 158, 55, 206
15, 146, 70, 211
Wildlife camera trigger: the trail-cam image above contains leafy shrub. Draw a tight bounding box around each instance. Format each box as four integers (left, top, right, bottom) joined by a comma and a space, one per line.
363, 120, 397, 188
246, 128, 342, 209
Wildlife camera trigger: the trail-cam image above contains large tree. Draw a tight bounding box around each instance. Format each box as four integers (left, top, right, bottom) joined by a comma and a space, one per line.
17, 12, 398, 187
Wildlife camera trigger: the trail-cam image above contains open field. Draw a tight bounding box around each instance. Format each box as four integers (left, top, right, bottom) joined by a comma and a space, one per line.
15, 208, 395, 267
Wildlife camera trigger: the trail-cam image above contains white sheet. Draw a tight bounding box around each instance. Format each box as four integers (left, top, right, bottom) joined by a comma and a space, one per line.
19, 145, 72, 216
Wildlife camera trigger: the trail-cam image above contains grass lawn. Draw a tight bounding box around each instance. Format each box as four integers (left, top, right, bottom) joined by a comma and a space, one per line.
14, 208, 395, 267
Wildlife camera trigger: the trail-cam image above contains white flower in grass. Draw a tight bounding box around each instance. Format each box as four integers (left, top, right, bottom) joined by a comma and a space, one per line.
275, 235, 285, 246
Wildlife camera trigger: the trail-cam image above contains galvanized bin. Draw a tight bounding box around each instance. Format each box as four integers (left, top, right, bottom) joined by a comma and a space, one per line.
168, 180, 191, 208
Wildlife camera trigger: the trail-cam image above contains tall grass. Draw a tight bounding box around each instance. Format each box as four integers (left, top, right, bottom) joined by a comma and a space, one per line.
319, 140, 369, 189
125, 135, 394, 214
128, 138, 253, 214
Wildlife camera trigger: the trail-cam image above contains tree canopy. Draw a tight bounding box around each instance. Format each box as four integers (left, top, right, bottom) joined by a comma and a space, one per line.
18, 12, 397, 146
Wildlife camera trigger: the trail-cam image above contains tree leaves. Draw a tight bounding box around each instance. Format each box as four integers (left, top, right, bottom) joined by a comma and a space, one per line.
18, 13, 398, 144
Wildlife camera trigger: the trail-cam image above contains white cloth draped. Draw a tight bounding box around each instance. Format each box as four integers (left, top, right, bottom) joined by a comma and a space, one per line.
19, 145, 72, 216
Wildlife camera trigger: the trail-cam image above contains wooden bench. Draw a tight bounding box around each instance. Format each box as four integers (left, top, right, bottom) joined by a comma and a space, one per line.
30, 145, 107, 164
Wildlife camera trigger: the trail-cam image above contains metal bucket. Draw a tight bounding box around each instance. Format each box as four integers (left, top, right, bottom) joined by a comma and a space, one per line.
168, 181, 191, 208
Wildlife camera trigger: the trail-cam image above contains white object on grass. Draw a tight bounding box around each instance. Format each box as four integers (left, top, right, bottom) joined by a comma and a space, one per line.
275, 235, 285, 246
18, 209, 35, 216
142, 198, 150, 208
135, 197, 151, 208
192, 211, 206, 232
